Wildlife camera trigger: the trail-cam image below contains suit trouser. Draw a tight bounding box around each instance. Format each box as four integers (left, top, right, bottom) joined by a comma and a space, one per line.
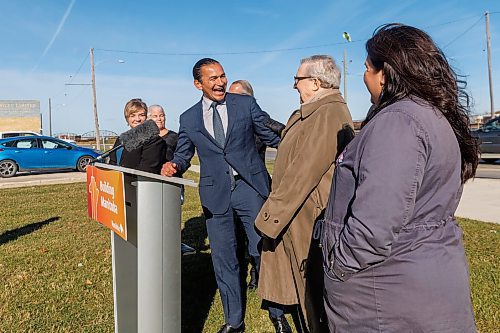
205, 178, 265, 327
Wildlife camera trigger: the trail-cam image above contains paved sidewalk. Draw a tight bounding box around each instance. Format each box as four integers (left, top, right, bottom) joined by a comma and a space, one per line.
185, 165, 500, 224
456, 178, 500, 224
1, 166, 498, 224
0, 172, 86, 189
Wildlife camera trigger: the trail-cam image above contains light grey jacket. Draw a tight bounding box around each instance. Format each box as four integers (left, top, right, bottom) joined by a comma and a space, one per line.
321, 98, 477, 332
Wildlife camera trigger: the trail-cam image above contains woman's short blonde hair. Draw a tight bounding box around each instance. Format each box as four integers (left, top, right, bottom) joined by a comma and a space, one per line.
124, 98, 147, 120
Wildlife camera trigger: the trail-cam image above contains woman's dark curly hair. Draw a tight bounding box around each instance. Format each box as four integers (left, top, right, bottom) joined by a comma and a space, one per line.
364, 23, 478, 183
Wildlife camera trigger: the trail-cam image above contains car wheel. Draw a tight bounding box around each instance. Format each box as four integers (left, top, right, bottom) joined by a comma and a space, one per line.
0, 159, 18, 178
77, 155, 93, 172
482, 158, 499, 164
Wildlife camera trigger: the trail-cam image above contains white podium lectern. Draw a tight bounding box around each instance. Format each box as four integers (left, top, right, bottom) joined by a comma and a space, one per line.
92, 163, 197, 333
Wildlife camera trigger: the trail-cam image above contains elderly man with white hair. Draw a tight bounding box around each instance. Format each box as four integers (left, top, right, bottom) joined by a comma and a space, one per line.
255, 55, 354, 333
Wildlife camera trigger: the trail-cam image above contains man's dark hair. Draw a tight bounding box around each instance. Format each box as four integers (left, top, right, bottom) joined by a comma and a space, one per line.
193, 58, 220, 82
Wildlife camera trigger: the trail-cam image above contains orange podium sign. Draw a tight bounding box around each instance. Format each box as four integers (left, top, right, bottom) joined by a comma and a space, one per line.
87, 165, 127, 240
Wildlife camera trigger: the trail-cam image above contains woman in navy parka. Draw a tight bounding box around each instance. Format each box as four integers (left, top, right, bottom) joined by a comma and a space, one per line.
321, 24, 479, 332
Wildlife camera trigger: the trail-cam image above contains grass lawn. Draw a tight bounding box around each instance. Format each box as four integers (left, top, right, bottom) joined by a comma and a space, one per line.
0, 174, 498, 332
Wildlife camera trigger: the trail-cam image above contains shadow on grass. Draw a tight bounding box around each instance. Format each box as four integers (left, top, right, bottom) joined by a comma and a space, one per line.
0, 216, 60, 245
182, 215, 209, 251
181, 215, 217, 332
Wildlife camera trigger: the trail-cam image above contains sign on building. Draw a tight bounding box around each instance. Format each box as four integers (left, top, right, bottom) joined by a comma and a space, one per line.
0, 100, 41, 132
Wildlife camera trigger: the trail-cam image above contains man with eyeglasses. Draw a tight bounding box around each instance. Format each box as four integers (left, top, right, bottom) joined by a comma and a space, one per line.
255, 55, 354, 333
161, 58, 287, 333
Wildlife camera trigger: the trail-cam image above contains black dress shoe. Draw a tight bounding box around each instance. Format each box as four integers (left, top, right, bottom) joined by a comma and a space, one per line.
217, 323, 245, 333
270, 315, 292, 333
181, 243, 196, 256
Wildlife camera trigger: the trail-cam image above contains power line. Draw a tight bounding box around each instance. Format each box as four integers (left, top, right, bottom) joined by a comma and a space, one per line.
95, 14, 487, 57
45, 51, 90, 105
95, 39, 366, 57
423, 14, 483, 29
67, 51, 90, 84
443, 15, 484, 49
61, 85, 90, 111
46, 12, 495, 105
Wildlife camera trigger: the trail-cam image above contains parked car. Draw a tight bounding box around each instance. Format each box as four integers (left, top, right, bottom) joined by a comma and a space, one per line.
61, 138, 77, 144
0, 131, 77, 144
472, 116, 500, 163
0, 136, 100, 177
0, 130, 40, 139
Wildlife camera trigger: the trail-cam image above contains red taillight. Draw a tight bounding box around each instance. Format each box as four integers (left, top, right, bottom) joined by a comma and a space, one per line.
0, 148, 3, 152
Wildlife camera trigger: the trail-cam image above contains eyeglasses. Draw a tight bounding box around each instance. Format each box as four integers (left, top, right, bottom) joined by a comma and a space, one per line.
293, 76, 313, 85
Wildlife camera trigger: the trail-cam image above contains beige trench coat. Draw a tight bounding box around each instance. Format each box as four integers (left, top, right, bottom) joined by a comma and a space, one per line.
255, 90, 353, 332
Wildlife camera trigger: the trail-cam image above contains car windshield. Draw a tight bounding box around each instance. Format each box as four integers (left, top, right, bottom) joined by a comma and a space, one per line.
484, 119, 499, 131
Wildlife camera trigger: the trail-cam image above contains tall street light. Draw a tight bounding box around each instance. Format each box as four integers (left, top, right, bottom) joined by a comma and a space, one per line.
90, 48, 101, 150
46, 99, 66, 137
90, 49, 125, 150
485, 11, 495, 118
342, 32, 352, 102
48, 98, 52, 136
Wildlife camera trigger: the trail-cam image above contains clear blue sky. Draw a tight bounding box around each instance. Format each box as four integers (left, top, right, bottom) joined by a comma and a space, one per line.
1, 0, 499, 135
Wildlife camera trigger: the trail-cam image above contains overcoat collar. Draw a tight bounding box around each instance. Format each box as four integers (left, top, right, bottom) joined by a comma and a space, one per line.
281, 89, 345, 139
300, 89, 344, 119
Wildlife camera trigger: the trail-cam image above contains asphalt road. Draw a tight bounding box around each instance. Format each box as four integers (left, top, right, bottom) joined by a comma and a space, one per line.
1, 156, 499, 189
1, 158, 498, 224
266, 149, 500, 179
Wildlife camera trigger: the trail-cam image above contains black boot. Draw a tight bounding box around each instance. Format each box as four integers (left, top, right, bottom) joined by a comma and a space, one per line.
248, 266, 258, 290
217, 323, 245, 333
270, 315, 292, 333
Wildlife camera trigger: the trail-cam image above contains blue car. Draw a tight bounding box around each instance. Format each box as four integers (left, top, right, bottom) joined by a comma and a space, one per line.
0, 136, 100, 178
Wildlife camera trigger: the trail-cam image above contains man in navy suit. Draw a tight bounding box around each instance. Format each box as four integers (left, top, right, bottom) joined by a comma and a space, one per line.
161, 58, 290, 333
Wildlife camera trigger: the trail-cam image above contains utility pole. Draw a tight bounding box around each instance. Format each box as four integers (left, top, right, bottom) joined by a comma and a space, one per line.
343, 49, 347, 102
90, 48, 101, 150
342, 32, 352, 102
48, 98, 52, 136
66, 53, 124, 150
486, 11, 495, 118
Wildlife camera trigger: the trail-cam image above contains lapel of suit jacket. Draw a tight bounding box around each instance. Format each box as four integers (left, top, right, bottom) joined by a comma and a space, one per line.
195, 99, 222, 148
224, 94, 237, 146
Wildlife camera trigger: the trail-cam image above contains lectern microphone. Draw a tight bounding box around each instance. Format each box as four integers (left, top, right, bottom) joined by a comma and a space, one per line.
91, 119, 160, 163
119, 119, 159, 151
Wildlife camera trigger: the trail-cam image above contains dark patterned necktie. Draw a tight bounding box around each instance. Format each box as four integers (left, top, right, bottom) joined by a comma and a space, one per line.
211, 101, 225, 147
211, 101, 236, 189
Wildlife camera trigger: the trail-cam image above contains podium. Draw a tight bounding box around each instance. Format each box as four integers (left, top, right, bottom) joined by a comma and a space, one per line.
87, 163, 197, 333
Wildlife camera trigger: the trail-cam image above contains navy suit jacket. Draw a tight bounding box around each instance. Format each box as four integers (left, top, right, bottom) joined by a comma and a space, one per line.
172, 93, 280, 214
